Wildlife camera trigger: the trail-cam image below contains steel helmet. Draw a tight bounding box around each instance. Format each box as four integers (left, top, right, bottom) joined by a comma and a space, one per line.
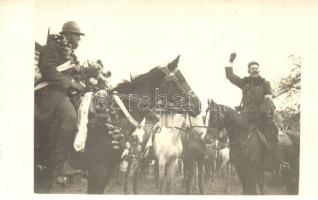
60, 21, 85, 36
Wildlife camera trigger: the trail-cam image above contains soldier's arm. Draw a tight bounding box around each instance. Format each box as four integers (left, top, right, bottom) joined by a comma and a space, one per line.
264, 81, 273, 96
225, 65, 244, 89
38, 44, 72, 91
264, 81, 274, 101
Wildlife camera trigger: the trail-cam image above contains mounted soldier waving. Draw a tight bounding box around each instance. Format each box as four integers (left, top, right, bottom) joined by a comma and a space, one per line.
225, 53, 279, 168
35, 21, 85, 190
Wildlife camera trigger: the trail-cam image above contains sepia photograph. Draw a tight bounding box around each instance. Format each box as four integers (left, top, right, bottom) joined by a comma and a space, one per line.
33, 0, 303, 195
2, 0, 318, 198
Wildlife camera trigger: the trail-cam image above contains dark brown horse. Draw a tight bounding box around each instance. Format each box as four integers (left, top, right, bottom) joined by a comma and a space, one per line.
85, 56, 201, 194
182, 128, 206, 194
206, 99, 299, 194
206, 99, 269, 194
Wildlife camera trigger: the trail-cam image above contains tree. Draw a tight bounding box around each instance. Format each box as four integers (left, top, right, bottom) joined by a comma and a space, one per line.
273, 55, 301, 130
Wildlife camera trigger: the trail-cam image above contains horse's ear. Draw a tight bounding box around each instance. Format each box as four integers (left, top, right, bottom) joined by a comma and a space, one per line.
167, 55, 180, 71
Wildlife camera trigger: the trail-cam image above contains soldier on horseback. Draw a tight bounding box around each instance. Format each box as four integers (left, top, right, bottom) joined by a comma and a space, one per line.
225, 54, 279, 165
35, 21, 85, 180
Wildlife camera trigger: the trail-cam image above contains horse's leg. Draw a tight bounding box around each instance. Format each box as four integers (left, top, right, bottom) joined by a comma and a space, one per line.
43, 137, 59, 193
211, 156, 216, 186
123, 161, 131, 194
178, 158, 183, 175
222, 160, 230, 194
132, 160, 141, 194
197, 159, 204, 194
165, 158, 178, 194
216, 152, 221, 177
40, 119, 60, 193
154, 158, 159, 189
141, 159, 147, 179
220, 157, 226, 178
186, 160, 194, 194
115, 165, 122, 185
43, 161, 56, 193
257, 171, 265, 194
194, 163, 198, 191
245, 165, 258, 195
234, 162, 248, 194
203, 157, 210, 185
183, 159, 187, 184
208, 156, 214, 187
158, 156, 166, 194
87, 163, 111, 194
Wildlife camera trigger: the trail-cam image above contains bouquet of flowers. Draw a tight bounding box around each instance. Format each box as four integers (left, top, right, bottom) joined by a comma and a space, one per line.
68, 59, 111, 92
65, 59, 112, 109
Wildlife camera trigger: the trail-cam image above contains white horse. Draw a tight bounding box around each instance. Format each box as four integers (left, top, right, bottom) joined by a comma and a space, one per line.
131, 111, 207, 194
154, 112, 185, 194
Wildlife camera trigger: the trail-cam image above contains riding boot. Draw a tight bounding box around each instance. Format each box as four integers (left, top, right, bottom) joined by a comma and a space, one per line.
54, 97, 80, 185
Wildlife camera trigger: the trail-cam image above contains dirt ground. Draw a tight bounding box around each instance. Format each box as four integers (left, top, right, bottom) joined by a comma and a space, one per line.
44, 170, 289, 195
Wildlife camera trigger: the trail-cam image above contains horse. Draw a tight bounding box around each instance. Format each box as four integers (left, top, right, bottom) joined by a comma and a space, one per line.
202, 134, 218, 188
216, 147, 232, 177
214, 131, 234, 178
180, 113, 209, 194
258, 129, 299, 194
129, 111, 207, 194
120, 117, 156, 194
154, 112, 186, 194
206, 99, 299, 194
85, 55, 201, 194
279, 129, 299, 194
116, 56, 201, 193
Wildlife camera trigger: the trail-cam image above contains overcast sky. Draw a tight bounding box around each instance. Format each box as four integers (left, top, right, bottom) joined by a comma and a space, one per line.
36, 0, 317, 108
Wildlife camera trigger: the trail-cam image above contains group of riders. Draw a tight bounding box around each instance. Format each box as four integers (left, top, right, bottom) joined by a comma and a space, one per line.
35, 21, 281, 187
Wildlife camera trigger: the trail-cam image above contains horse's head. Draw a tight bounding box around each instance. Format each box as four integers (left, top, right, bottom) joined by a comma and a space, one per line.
113, 55, 201, 118
156, 55, 201, 117
206, 99, 226, 139
131, 113, 161, 144
131, 118, 146, 144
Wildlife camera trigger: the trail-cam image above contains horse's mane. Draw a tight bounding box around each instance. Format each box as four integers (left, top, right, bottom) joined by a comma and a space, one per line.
208, 100, 248, 131
116, 74, 139, 89
113, 67, 161, 92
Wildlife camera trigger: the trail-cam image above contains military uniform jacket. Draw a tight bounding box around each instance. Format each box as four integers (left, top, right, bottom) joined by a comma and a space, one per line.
225, 67, 273, 109
35, 36, 74, 120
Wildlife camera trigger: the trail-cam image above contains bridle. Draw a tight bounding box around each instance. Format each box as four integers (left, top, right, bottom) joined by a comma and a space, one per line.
206, 104, 226, 139
208, 103, 253, 149
159, 66, 196, 99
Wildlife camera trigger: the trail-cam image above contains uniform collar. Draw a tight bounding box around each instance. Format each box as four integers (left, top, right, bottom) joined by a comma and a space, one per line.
243, 76, 265, 86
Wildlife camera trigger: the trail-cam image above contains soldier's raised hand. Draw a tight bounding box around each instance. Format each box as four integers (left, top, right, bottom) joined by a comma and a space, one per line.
229, 52, 236, 63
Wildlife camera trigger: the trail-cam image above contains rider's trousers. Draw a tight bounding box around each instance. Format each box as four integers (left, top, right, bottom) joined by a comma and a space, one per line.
50, 96, 77, 166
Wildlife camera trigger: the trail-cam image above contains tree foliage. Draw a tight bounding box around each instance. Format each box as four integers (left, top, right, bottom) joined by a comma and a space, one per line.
273, 54, 301, 130
274, 54, 301, 99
